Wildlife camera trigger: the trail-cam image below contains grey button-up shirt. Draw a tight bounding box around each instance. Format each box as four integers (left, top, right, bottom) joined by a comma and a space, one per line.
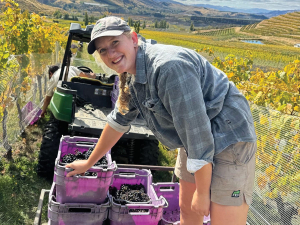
107, 42, 257, 173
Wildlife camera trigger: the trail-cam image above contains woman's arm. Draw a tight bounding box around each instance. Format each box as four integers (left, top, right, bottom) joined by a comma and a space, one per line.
192, 163, 212, 216
41, 95, 52, 117
79, 72, 96, 79
66, 123, 124, 177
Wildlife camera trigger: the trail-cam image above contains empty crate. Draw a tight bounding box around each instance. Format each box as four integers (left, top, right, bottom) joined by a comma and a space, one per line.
21, 101, 42, 125
48, 183, 110, 225
153, 182, 211, 225
54, 135, 117, 204
109, 168, 167, 225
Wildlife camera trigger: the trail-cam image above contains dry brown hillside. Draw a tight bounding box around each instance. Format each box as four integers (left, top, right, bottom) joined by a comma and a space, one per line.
12, 0, 66, 15
239, 11, 300, 45
35, 0, 265, 19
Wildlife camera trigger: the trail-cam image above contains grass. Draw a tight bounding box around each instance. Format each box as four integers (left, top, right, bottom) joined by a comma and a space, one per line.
0, 111, 177, 224
0, 115, 52, 225
153, 144, 178, 183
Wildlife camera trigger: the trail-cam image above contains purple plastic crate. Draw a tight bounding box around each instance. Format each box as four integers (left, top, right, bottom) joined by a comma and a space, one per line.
21, 101, 42, 125
54, 136, 117, 204
111, 90, 118, 101
153, 183, 211, 225
109, 168, 167, 225
48, 183, 109, 225
111, 90, 119, 109
113, 76, 120, 90
111, 76, 119, 109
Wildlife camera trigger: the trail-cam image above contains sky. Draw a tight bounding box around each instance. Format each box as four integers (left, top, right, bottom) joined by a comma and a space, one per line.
173, 0, 300, 11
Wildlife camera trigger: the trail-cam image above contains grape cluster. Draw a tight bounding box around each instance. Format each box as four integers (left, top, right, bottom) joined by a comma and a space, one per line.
61, 147, 108, 168
85, 147, 108, 165
109, 184, 150, 205
61, 153, 77, 163
83, 172, 97, 176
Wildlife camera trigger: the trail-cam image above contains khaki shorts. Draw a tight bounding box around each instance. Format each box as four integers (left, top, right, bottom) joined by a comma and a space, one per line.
174, 142, 257, 206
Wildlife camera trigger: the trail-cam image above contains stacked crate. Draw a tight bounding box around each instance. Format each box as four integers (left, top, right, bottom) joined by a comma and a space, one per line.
111, 76, 119, 109
48, 135, 117, 225
108, 168, 166, 225
45, 135, 211, 225
153, 183, 211, 225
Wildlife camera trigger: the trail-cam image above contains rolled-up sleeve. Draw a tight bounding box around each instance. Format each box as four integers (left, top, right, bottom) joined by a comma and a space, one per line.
158, 61, 214, 173
107, 100, 140, 133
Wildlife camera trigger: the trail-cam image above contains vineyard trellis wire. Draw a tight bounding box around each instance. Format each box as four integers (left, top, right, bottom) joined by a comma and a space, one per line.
247, 103, 300, 225
0, 46, 64, 158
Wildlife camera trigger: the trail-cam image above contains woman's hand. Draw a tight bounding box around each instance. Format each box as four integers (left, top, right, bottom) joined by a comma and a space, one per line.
191, 190, 210, 216
66, 160, 90, 177
40, 109, 47, 118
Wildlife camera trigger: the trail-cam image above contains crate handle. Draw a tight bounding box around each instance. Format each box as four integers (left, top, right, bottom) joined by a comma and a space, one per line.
75, 173, 98, 179
128, 208, 150, 215
63, 140, 96, 145
62, 140, 96, 148
159, 186, 176, 192
160, 196, 169, 208
63, 160, 116, 173
75, 143, 96, 147
116, 172, 136, 177
67, 207, 92, 213
112, 197, 152, 205
114, 172, 149, 178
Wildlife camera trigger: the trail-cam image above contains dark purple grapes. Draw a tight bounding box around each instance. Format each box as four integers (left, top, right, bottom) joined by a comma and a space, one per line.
60, 146, 108, 168
61, 153, 77, 163
109, 183, 150, 206
85, 148, 93, 159
84, 172, 97, 176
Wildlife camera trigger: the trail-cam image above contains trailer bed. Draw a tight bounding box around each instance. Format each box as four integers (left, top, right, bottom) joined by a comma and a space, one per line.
70, 106, 156, 139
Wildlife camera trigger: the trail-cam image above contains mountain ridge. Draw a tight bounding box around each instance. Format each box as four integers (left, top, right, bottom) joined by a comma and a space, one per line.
33, 0, 267, 20
192, 3, 298, 18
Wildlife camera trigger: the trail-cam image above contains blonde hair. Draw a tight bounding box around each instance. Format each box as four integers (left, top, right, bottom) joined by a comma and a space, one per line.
117, 30, 136, 115
118, 72, 131, 115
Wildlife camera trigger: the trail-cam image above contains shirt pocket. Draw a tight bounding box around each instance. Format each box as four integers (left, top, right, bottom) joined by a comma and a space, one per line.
142, 98, 173, 123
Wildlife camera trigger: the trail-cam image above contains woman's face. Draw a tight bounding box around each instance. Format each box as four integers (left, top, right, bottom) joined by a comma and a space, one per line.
94, 33, 138, 74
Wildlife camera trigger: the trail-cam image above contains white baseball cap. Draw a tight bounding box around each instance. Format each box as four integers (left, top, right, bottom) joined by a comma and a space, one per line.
88, 16, 131, 54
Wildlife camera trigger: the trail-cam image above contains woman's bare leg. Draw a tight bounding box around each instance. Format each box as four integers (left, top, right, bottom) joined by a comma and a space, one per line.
179, 178, 204, 225
210, 200, 249, 225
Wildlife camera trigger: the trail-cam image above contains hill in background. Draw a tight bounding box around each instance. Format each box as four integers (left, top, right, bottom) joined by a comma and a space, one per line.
32, 0, 267, 26
241, 11, 300, 43
6, 0, 300, 32
5, 0, 67, 15
192, 4, 298, 18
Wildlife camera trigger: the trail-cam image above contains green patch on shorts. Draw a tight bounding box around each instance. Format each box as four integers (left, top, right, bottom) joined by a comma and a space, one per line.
231, 190, 240, 197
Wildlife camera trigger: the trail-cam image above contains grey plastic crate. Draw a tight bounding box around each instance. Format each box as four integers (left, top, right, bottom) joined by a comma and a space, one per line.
48, 183, 110, 225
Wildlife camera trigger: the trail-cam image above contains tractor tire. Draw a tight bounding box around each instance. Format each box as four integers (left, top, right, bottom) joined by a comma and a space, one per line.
137, 139, 159, 166
36, 114, 68, 180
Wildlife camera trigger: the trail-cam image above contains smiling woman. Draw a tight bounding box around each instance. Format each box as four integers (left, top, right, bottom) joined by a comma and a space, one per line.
94, 34, 138, 74
65, 15, 258, 225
